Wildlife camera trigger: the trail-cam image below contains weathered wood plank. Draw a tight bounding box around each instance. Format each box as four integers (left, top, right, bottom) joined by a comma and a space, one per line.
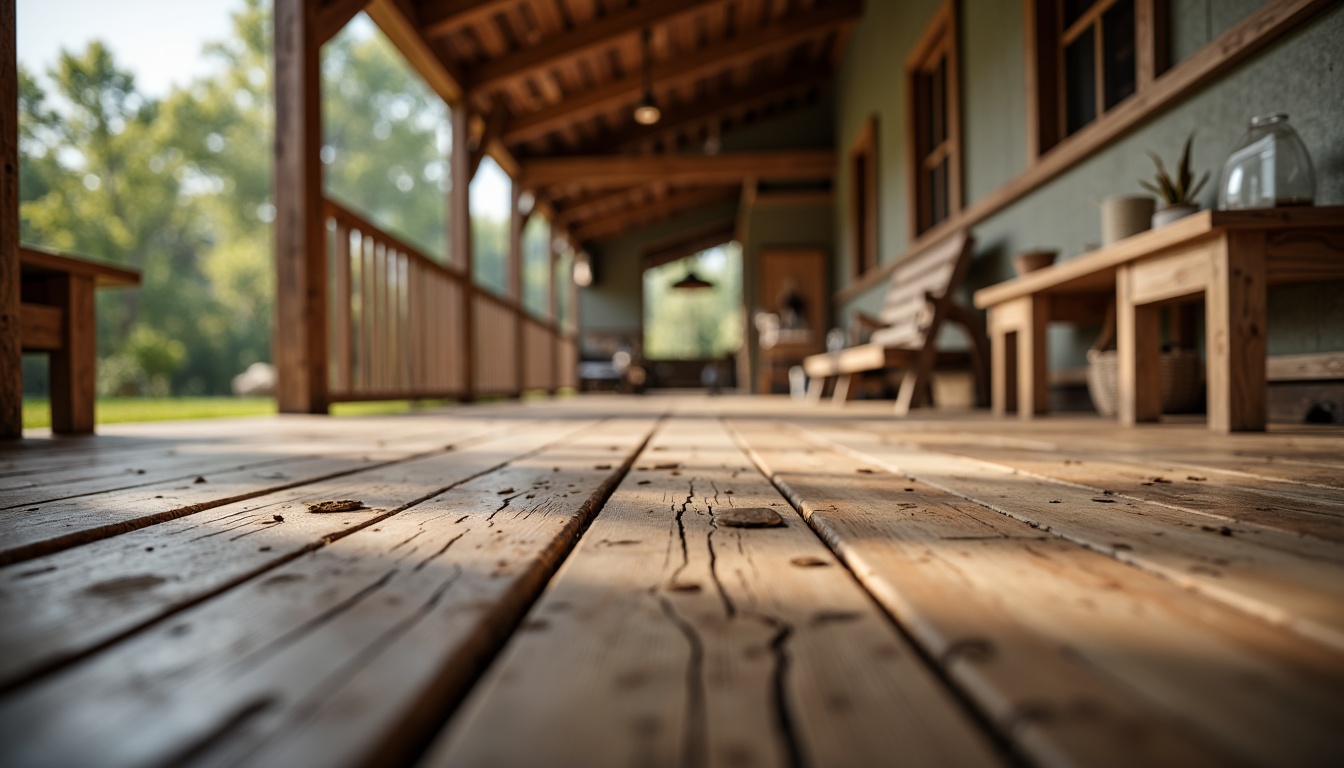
425, 419, 1003, 768
731, 419, 1344, 768
0, 418, 596, 692
0, 418, 656, 768
0, 418, 505, 504
802, 424, 1344, 654
827, 425, 1344, 544
0, 417, 522, 565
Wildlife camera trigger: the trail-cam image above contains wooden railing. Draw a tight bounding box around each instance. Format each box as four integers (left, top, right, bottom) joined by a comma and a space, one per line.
324, 198, 574, 402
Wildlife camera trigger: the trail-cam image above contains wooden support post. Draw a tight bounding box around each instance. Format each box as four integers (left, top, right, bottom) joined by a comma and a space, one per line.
1206, 231, 1267, 433
273, 0, 328, 414
48, 274, 95, 434
1117, 265, 1162, 425
451, 105, 475, 401
1, 0, 21, 438
509, 182, 524, 397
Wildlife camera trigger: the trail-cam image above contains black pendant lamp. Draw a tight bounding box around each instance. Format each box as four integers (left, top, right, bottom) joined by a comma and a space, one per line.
672, 271, 713, 290
633, 27, 661, 125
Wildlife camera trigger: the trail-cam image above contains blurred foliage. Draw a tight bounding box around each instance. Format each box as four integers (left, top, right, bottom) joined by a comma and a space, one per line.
521, 213, 552, 318
643, 244, 743, 360
18, 0, 485, 397
470, 156, 510, 297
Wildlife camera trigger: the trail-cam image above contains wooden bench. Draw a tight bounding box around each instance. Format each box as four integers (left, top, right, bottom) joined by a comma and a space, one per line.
18, 247, 139, 434
972, 206, 1344, 432
803, 230, 987, 415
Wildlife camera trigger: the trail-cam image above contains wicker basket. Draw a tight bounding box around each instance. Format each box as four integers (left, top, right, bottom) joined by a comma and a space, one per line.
1086, 348, 1203, 417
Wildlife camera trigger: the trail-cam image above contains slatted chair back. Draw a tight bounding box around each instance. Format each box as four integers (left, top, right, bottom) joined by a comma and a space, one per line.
868, 230, 975, 349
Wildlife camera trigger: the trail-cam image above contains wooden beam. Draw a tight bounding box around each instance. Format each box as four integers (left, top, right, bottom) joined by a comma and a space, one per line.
469, 0, 729, 94
571, 186, 740, 242
1267, 352, 1344, 382
421, 0, 517, 38
594, 68, 830, 153
273, 0, 329, 414
316, 0, 369, 43
468, 100, 507, 178
502, 0, 861, 145
553, 185, 653, 227
0, 0, 19, 437
364, 0, 464, 104
641, 220, 739, 268
519, 150, 835, 189
450, 105, 475, 401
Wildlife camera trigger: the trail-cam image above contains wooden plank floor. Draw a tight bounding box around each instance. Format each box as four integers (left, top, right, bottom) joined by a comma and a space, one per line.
1, 394, 1342, 767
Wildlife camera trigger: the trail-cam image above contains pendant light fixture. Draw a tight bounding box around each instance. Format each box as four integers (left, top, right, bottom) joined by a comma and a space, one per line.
633, 27, 661, 126
672, 271, 713, 290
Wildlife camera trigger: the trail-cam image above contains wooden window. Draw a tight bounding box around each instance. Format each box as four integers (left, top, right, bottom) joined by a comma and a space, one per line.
906, 2, 960, 238
849, 117, 878, 278
1027, 0, 1167, 155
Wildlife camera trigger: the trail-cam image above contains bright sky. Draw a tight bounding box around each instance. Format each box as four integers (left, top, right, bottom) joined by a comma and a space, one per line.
17, 0, 240, 96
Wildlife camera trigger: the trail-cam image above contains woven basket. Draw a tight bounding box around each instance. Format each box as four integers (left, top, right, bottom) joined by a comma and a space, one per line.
1086, 348, 1203, 417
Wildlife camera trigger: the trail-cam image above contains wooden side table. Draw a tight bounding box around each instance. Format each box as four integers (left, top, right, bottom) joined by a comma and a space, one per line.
975, 207, 1344, 433
19, 247, 139, 434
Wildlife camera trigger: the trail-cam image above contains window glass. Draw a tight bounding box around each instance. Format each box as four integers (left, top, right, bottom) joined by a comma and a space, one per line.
522, 213, 551, 318
1063, 31, 1097, 135
470, 156, 510, 296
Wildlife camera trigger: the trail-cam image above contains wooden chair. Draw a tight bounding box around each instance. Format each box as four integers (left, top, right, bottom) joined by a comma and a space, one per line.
802, 230, 987, 415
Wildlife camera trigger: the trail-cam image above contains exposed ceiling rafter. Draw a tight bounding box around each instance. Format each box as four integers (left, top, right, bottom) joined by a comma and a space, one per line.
501, 0, 861, 145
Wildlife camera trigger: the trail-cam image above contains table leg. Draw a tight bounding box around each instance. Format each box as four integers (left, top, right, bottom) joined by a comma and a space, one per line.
1015, 296, 1049, 419
1117, 265, 1162, 425
990, 318, 1008, 418
49, 274, 95, 434
1206, 231, 1268, 433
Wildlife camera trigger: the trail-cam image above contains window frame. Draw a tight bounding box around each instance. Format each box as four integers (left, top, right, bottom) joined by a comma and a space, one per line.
1026, 0, 1167, 157
905, 0, 962, 240
848, 116, 879, 279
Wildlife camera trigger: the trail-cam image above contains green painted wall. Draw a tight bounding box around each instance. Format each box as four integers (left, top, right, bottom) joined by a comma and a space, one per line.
835, 1, 1344, 370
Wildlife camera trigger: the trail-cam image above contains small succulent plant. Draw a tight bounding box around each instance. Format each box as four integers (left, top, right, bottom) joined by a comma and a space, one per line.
1140, 132, 1209, 207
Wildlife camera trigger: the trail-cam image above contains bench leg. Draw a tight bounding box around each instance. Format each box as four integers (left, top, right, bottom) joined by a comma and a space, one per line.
1116, 265, 1162, 426
990, 324, 1009, 417
49, 274, 95, 435
830, 373, 853, 406
805, 374, 826, 405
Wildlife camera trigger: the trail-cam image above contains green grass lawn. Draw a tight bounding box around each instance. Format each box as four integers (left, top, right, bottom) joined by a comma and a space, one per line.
21, 397, 452, 429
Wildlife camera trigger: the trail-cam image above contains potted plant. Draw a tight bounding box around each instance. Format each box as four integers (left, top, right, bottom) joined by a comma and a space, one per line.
1141, 132, 1209, 228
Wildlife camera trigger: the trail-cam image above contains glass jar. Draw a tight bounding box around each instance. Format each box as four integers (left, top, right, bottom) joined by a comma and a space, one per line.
1218, 114, 1316, 210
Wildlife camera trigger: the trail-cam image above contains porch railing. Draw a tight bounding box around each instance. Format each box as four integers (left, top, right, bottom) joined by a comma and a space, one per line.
323, 198, 574, 402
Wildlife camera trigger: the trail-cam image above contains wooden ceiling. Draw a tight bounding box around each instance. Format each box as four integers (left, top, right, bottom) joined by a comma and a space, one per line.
343, 0, 859, 247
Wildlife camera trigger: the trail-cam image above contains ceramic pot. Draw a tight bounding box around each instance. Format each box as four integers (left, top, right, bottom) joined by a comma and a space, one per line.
1101, 195, 1155, 244
1013, 250, 1058, 276
1151, 203, 1199, 229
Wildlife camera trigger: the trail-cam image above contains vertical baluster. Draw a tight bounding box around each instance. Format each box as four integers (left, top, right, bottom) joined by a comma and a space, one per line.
332, 219, 351, 396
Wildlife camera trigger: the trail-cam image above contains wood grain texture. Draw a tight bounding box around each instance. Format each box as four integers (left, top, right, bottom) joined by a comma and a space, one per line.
804, 424, 1344, 654
425, 418, 1002, 768
273, 0, 328, 414
733, 418, 1344, 768
0, 417, 521, 566
0, 418, 656, 768
0, 418, 589, 693
0, 0, 20, 438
